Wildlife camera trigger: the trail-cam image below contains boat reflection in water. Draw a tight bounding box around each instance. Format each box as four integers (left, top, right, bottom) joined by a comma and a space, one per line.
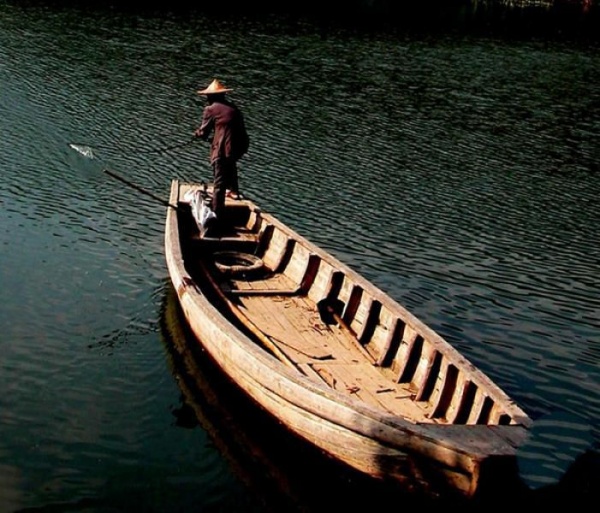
159, 282, 600, 511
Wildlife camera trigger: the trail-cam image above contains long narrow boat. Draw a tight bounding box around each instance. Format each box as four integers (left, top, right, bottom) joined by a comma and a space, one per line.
164, 179, 534, 500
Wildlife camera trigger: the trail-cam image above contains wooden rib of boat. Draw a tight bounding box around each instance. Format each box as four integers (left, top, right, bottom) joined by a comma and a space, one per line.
164, 179, 534, 500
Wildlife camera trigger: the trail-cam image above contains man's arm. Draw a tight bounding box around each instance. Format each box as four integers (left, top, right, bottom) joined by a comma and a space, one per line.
194, 108, 214, 140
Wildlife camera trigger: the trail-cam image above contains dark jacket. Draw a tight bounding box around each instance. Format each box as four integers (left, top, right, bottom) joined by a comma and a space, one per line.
195, 98, 249, 163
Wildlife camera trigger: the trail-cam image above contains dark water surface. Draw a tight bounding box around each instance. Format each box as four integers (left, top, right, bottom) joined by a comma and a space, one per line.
1, 1, 599, 511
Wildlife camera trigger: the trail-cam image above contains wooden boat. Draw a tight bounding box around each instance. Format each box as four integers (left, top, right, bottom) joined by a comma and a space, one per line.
164, 180, 534, 500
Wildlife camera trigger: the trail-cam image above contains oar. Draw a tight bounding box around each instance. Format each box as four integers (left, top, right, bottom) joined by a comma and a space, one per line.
69, 143, 178, 210
103, 169, 178, 210
197, 259, 306, 376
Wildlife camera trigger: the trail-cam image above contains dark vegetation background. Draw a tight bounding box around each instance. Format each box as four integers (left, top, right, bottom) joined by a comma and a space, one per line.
6, 0, 600, 41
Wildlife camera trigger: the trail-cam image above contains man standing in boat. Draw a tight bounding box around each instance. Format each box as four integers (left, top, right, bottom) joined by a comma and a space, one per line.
193, 78, 249, 232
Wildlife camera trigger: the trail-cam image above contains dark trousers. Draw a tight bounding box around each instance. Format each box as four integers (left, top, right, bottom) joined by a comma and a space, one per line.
211, 157, 239, 218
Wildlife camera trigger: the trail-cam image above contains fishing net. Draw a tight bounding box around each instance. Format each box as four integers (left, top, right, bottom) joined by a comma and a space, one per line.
69, 144, 95, 159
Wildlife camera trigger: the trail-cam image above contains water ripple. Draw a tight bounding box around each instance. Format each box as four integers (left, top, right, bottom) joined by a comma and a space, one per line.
1, 4, 599, 509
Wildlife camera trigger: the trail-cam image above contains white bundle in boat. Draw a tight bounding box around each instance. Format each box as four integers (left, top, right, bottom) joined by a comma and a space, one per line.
183, 188, 216, 236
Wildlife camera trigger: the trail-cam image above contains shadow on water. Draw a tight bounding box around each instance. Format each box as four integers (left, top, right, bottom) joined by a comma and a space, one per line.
157, 282, 600, 512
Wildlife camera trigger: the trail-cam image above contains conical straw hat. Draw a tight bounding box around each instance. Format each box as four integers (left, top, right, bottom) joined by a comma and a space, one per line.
197, 79, 233, 95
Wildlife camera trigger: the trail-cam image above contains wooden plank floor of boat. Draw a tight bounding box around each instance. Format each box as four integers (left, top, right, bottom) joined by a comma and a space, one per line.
227, 272, 435, 424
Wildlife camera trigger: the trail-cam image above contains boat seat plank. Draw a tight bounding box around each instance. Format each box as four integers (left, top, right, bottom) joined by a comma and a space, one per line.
230, 269, 296, 291
190, 232, 259, 246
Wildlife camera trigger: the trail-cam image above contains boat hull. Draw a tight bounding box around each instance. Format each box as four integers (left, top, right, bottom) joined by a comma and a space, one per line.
164, 180, 532, 500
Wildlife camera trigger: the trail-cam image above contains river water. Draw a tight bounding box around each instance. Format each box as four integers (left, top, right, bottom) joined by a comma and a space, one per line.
1, 1, 599, 511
